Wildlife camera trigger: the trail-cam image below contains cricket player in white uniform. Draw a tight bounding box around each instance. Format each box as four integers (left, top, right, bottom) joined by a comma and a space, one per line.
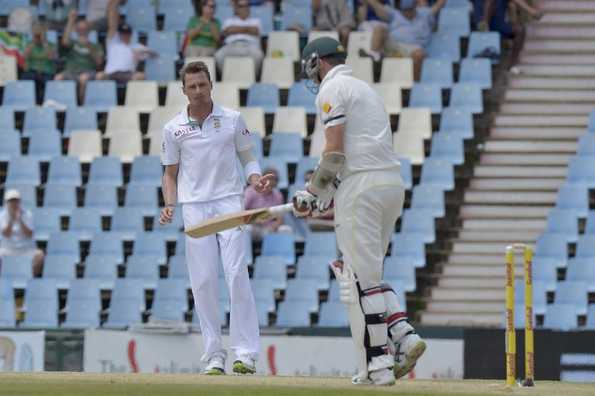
159, 61, 273, 375
293, 37, 426, 385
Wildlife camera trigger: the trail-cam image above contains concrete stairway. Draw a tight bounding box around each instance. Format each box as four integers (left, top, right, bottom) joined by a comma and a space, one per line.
420, 0, 595, 327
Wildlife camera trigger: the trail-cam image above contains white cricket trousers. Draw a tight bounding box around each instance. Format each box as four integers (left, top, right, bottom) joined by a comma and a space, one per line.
181, 195, 260, 362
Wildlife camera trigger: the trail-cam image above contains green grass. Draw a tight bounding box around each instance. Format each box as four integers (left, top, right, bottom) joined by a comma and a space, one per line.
1, 373, 594, 396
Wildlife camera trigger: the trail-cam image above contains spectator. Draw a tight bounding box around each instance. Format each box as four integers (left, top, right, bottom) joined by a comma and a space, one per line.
312, 0, 355, 47
85, 0, 110, 32
55, 10, 104, 103
41, 0, 77, 30
0, 190, 44, 277
214, 0, 263, 75
244, 168, 290, 240
22, 22, 58, 103
362, 0, 446, 81
184, 0, 221, 58
96, 0, 152, 83
356, 0, 389, 31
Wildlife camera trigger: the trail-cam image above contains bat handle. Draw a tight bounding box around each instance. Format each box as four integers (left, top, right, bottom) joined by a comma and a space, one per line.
268, 203, 294, 216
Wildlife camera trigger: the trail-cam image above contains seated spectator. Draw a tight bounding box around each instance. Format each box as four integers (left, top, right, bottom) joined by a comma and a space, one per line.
96, 0, 153, 83
55, 10, 104, 103
22, 22, 58, 103
214, 0, 264, 75
244, 168, 291, 240
356, 0, 389, 31
312, 0, 355, 47
184, 0, 221, 58
85, 0, 110, 32
362, 0, 446, 81
0, 190, 44, 277
41, 0, 77, 31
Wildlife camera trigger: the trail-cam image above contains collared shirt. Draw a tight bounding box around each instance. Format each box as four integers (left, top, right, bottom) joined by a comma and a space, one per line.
316, 65, 400, 179
0, 209, 35, 250
161, 104, 254, 203
221, 16, 261, 46
104, 35, 136, 74
386, 6, 435, 47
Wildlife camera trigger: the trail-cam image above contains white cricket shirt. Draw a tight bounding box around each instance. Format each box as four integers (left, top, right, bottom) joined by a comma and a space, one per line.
161, 104, 254, 203
316, 64, 400, 179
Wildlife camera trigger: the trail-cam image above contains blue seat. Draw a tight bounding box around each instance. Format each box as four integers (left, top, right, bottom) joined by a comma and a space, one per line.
250, 133, 263, 159
586, 211, 595, 234
63, 288, 102, 329
64, 107, 97, 137
129, 155, 162, 188
567, 157, 595, 189
84, 184, 118, 216
133, 233, 167, 265
126, 1, 156, 32
391, 233, 426, 268
445, 0, 472, 8
125, 185, 158, 216
459, 58, 492, 89
153, 207, 183, 241
145, 58, 176, 82
409, 83, 442, 114
439, 108, 474, 139
288, 81, 317, 115
588, 110, 595, 133
510, 302, 536, 330
252, 3, 274, 35
168, 254, 189, 282
411, 185, 445, 218
4, 183, 36, 209
449, 83, 483, 114
43, 184, 76, 216
514, 279, 547, 315
284, 278, 319, 312
566, 258, 595, 292
304, 232, 337, 257
281, 2, 312, 33
2, 80, 35, 111
0, 280, 15, 327
261, 157, 289, 189
0, 255, 33, 289
44, 80, 78, 109
247, 83, 279, 114
110, 278, 145, 306
430, 133, 464, 165
555, 184, 589, 218
88, 156, 123, 187
84, 81, 117, 112
42, 254, 78, 288
125, 255, 160, 289
47, 232, 80, 258
27, 131, 62, 161
23, 107, 57, 135
543, 303, 577, 330
421, 59, 453, 89
6, 157, 40, 186
532, 256, 558, 292
420, 158, 455, 190
399, 157, 413, 190
69, 207, 103, 240
426, 32, 461, 62
318, 301, 348, 327
253, 256, 287, 290
467, 32, 501, 62
0, 108, 15, 129
110, 207, 146, 240
296, 256, 330, 290
48, 156, 82, 187
261, 233, 295, 265
104, 299, 144, 329
586, 305, 595, 329
151, 279, 188, 321
438, 7, 470, 37
0, 131, 21, 161
32, 207, 62, 241
176, 232, 186, 256
0, 0, 30, 16
162, 1, 193, 31
400, 209, 436, 244
90, 233, 125, 263
276, 301, 311, 327
84, 255, 119, 289
384, 257, 416, 292
21, 279, 58, 328
251, 279, 276, 313
576, 235, 595, 259
545, 209, 578, 243
294, 156, 319, 186
534, 232, 568, 268
577, 134, 595, 156
214, 4, 234, 24
269, 133, 304, 164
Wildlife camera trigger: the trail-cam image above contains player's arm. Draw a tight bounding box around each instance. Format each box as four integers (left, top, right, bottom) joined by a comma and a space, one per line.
234, 115, 273, 193
160, 164, 178, 224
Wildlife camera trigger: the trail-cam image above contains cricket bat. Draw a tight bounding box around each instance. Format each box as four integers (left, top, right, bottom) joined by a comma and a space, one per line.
185, 203, 294, 238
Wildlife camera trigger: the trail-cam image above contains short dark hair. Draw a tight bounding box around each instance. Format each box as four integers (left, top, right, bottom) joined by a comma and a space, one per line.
321, 54, 346, 66
180, 61, 212, 86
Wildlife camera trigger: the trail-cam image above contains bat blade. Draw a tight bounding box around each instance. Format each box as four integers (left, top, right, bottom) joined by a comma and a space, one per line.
185, 203, 293, 238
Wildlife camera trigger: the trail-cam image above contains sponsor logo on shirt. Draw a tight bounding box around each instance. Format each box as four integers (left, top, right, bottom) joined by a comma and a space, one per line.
241, 129, 250, 136
174, 124, 199, 139
322, 102, 332, 113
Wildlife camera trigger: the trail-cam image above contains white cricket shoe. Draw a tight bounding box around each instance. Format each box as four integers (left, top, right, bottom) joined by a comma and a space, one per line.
393, 333, 427, 379
232, 357, 256, 374
203, 355, 225, 375
352, 368, 396, 386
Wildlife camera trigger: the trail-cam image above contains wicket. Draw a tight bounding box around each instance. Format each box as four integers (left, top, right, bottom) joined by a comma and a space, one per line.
505, 243, 535, 387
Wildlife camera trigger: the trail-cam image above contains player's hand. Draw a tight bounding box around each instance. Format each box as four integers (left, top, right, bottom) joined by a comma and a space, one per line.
250, 173, 274, 194
159, 206, 175, 225
292, 189, 317, 218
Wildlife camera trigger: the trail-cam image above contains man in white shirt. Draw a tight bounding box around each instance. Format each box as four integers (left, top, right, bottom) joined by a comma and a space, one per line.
0, 189, 45, 277
159, 61, 273, 375
214, 0, 264, 75
292, 37, 426, 386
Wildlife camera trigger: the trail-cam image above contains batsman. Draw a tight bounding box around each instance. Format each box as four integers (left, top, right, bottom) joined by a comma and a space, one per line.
293, 37, 426, 386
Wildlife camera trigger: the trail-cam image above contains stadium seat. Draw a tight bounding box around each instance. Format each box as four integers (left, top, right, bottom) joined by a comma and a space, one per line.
296, 256, 330, 290
69, 207, 103, 240
577, 134, 595, 156
0, 281, 15, 327
411, 185, 445, 218
566, 258, 595, 292
467, 32, 501, 62
534, 233, 568, 268
44, 80, 78, 108
399, 157, 413, 190
47, 156, 82, 187
110, 207, 147, 240
430, 133, 464, 165
125, 81, 159, 113
251, 3, 274, 35
32, 207, 62, 241
0, 131, 21, 161
107, 130, 142, 163
104, 299, 144, 329
294, 157, 319, 186
303, 232, 337, 257
532, 256, 558, 292
288, 81, 317, 115
555, 184, 589, 218
393, 131, 424, 166
261, 58, 294, 89
239, 107, 266, 138
318, 301, 348, 327
212, 82, 240, 109
62, 279, 102, 329
449, 82, 483, 114
129, 156, 161, 188
222, 57, 255, 89
148, 106, 180, 134
401, 209, 436, 244
89, 233, 125, 264
373, 82, 402, 115
84, 80, 117, 112
347, 31, 372, 58
64, 108, 98, 138
133, 233, 167, 265
588, 110, 595, 133
261, 157, 289, 189
0, 255, 33, 289
426, 32, 461, 62
439, 108, 474, 139
266, 31, 300, 60
280, 1, 312, 33
308, 30, 339, 43
162, 0, 193, 31
586, 211, 595, 234
586, 305, 595, 329
5, 156, 40, 186
421, 59, 454, 89
261, 233, 295, 265
576, 235, 595, 259
42, 254, 78, 288
247, 83, 279, 114
4, 183, 36, 209
269, 133, 303, 164
84, 184, 118, 216
384, 257, 416, 292
145, 57, 176, 83
253, 256, 288, 290
23, 107, 57, 136
438, 7, 470, 37
125, 0, 156, 31
251, 279, 276, 313
125, 255, 160, 289
391, 233, 426, 268
151, 279, 188, 321
0, 107, 15, 129
84, 255, 119, 289
276, 301, 311, 327
543, 304, 578, 330
27, 131, 62, 162
165, 81, 188, 107
398, 107, 432, 140
347, 57, 374, 84
106, 107, 141, 136
459, 58, 492, 89
546, 209, 579, 243
21, 279, 58, 328
420, 158, 455, 190
147, 30, 178, 58
514, 279, 547, 315
410, 83, 443, 114
43, 184, 76, 216
273, 107, 308, 137
285, 279, 318, 311
124, 185, 158, 215
168, 254, 189, 284
153, 208, 183, 241
567, 157, 595, 189
380, 58, 414, 88
2, 80, 35, 111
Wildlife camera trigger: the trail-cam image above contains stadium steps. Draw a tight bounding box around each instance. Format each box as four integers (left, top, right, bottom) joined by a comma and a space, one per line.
421, 0, 595, 326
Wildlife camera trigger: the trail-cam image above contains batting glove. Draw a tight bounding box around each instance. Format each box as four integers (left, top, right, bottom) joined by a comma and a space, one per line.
292, 189, 317, 217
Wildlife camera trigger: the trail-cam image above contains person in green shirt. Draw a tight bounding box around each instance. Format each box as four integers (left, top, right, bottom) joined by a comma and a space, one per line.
184, 0, 221, 58
22, 22, 58, 103
55, 10, 105, 103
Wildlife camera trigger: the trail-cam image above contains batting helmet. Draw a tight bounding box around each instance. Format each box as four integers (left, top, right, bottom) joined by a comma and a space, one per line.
301, 37, 347, 86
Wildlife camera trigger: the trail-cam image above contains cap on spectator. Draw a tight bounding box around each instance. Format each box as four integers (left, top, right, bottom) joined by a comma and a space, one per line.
4, 189, 21, 202
118, 22, 133, 34
400, 0, 416, 10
